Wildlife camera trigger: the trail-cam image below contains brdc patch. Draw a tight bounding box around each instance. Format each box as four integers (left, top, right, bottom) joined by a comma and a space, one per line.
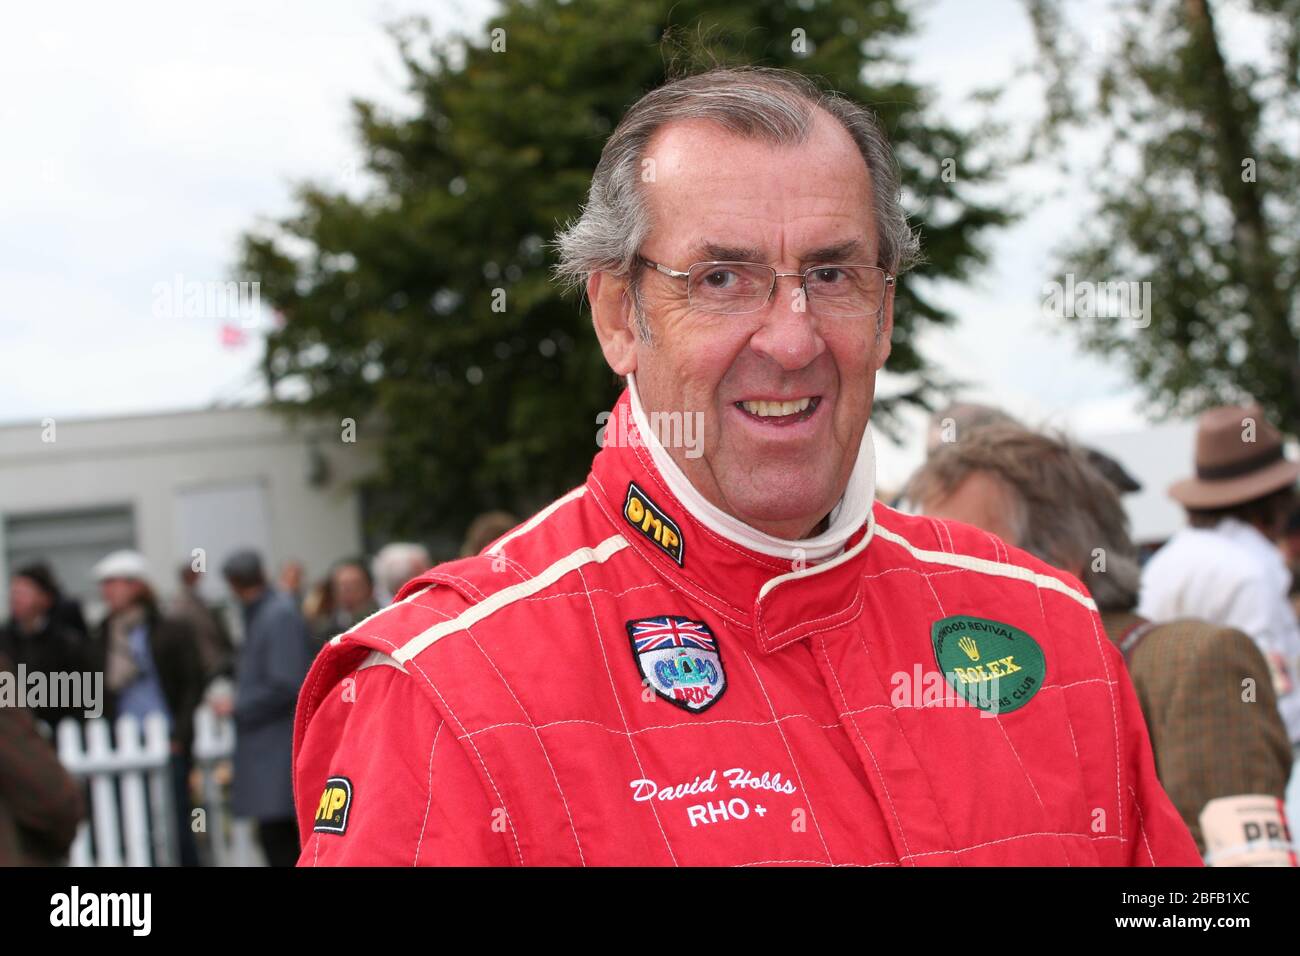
627, 616, 726, 712
314, 776, 353, 834
931, 615, 1046, 714
624, 482, 684, 565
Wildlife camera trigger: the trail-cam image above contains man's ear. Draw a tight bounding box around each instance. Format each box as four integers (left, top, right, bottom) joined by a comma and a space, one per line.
589, 271, 640, 376
873, 279, 896, 369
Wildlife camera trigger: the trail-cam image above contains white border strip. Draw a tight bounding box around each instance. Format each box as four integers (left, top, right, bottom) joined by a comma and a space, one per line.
394, 535, 630, 663
329, 584, 436, 646
486, 485, 587, 555
758, 508, 878, 601
872, 524, 1096, 611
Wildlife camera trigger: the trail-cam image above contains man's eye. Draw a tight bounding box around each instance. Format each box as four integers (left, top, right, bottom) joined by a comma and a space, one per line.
703, 269, 737, 288
810, 268, 845, 284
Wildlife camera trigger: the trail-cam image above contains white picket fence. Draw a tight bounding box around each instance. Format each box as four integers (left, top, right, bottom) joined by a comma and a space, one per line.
54, 706, 265, 867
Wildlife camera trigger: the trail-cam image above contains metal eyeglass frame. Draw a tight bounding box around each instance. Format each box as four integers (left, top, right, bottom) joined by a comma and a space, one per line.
638, 256, 896, 317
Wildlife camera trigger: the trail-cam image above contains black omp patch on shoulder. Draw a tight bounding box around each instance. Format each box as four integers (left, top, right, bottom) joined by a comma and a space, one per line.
314, 776, 353, 835
623, 482, 684, 565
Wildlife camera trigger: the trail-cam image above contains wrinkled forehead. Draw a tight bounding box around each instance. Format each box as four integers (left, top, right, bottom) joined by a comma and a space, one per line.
639, 111, 877, 264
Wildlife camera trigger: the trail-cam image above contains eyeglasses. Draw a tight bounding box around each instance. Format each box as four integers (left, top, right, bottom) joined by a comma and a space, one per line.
638, 257, 895, 318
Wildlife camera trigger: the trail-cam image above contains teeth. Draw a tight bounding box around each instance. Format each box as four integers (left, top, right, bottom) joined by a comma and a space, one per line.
740, 397, 813, 417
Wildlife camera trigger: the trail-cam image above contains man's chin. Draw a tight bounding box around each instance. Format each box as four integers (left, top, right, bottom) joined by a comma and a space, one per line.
721, 478, 839, 540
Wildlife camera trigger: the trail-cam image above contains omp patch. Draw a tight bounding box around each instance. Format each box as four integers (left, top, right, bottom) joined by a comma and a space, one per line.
624, 482, 684, 565
314, 776, 353, 835
931, 614, 1046, 715
627, 616, 725, 712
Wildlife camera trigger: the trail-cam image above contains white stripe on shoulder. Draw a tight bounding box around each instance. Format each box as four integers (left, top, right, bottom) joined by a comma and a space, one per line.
329, 584, 437, 645
394, 534, 629, 663
357, 649, 408, 673
872, 523, 1096, 611
486, 485, 587, 555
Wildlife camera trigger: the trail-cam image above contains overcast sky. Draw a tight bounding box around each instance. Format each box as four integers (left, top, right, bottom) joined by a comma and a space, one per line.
0, 0, 1266, 493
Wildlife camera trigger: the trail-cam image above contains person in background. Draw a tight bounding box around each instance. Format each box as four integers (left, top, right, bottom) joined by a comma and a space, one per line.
459, 511, 520, 558
0, 650, 85, 865
371, 543, 432, 606
169, 563, 235, 683
0, 564, 90, 727
1138, 404, 1300, 832
911, 424, 1295, 865
1282, 504, 1300, 618
89, 549, 204, 866
23, 561, 89, 642
924, 401, 1021, 456
302, 575, 335, 645
324, 558, 378, 636
222, 549, 314, 867
278, 559, 305, 606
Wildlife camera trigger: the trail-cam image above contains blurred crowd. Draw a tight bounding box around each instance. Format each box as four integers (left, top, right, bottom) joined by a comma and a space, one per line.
0, 510, 517, 867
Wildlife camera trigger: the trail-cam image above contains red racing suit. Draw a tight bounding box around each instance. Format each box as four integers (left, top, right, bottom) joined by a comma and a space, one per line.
293, 389, 1201, 866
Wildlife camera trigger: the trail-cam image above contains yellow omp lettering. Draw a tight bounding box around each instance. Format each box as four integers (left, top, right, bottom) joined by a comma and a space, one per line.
313, 776, 354, 834
328, 788, 347, 816
317, 786, 347, 821
623, 482, 685, 566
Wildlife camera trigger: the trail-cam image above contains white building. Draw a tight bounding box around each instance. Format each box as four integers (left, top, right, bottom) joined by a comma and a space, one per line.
0, 405, 378, 620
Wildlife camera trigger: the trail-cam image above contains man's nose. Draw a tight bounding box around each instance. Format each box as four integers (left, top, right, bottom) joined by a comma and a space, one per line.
746, 275, 825, 371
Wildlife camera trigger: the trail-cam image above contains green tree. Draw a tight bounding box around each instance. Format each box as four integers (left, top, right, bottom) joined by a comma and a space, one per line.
1026, 0, 1300, 436
239, 0, 1009, 546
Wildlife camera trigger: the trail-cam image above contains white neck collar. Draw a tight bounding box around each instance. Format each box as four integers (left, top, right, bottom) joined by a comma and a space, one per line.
626, 373, 877, 562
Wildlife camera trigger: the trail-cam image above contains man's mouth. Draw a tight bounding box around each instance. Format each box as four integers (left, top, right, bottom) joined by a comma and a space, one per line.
734, 396, 821, 424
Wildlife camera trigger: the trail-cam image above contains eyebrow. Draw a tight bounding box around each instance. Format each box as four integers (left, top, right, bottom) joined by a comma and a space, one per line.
691, 241, 764, 262
801, 239, 865, 264
686, 238, 867, 265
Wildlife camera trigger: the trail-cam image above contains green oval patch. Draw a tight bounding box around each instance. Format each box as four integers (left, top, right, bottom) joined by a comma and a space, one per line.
931, 614, 1046, 714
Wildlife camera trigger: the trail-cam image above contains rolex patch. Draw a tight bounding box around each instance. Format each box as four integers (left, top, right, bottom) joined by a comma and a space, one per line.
627, 616, 725, 712
314, 776, 353, 834
624, 482, 684, 565
931, 615, 1046, 715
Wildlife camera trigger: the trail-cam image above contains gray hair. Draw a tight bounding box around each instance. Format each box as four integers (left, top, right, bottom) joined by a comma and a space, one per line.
908, 424, 1142, 612
371, 542, 432, 599
552, 67, 921, 331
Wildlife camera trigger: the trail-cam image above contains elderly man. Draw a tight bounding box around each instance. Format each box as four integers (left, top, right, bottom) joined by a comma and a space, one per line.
911, 424, 1293, 866
293, 67, 1196, 866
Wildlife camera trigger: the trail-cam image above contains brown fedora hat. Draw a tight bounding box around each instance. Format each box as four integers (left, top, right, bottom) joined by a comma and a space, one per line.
1169, 404, 1300, 509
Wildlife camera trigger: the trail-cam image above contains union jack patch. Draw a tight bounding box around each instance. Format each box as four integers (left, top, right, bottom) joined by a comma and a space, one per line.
626, 615, 726, 713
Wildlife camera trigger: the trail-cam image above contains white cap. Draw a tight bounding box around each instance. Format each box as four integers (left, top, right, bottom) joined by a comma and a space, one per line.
93, 549, 151, 583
